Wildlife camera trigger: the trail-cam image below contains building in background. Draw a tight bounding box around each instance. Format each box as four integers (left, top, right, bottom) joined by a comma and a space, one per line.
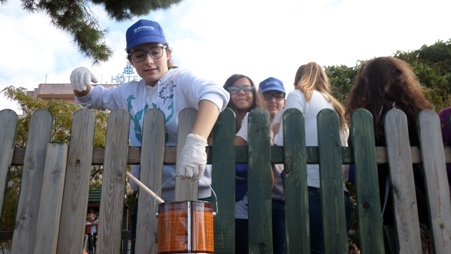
29, 83, 117, 103
29, 62, 137, 103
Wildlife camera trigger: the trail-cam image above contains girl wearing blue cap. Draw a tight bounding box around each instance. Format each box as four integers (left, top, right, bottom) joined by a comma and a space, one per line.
69, 19, 230, 253
233, 75, 288, 253
70, 19, 229, 199
259, 76, 287, 254
237, 76, 288, 253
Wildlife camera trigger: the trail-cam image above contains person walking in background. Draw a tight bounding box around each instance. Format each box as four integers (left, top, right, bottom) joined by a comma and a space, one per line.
222, 74, 267, 253
345, 56, 433, 254
272, 62, 354, 254
259, 77, 287, 253
86, 209, 98, 254
69, 19, 230, 253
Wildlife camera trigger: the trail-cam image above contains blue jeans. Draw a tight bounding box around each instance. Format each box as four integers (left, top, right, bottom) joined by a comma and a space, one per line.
235, 200, 286, 254
235, 218, 249, 253
272, 200, 286, 254
308, 187, 355, 254
87, 233, 97, 253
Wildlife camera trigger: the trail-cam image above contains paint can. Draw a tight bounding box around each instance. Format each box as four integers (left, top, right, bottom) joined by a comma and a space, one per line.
155, 178, 217, 253
157, 200, 215, 253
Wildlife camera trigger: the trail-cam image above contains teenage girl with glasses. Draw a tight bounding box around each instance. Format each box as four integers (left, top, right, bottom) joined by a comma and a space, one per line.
222, 74, 268, 253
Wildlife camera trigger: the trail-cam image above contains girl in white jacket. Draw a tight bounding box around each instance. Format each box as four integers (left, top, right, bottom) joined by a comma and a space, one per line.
70, 19, 230, 201
70, 19, 230, 254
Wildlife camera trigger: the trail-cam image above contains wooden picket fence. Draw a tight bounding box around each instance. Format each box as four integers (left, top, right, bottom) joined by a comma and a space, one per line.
0, 106, 450, 254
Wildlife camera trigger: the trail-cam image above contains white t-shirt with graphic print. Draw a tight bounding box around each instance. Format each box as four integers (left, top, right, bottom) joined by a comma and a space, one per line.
76, 68, 230, 200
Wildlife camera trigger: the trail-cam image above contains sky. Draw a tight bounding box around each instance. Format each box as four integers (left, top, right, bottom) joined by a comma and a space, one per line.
1, 0, 451, 113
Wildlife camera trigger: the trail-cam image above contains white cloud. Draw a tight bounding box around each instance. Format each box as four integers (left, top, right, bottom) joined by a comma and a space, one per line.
1, 0, 451, 113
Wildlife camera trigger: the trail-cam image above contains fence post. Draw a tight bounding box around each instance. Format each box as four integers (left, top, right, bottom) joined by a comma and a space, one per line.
0, 109, 18, 213
384, 108, 422, 254
418, 110, 451, 252
57, 108, 96, 254
97, 109, 130, 254
350, 109, 384, 252
34, 143, 68, 254
283, 108, 310, 253
248, 108, 272, 253
11, 109, 53, 254
212, 108, 236, 253
317, 109, 348, 253
135, 108, 166, 253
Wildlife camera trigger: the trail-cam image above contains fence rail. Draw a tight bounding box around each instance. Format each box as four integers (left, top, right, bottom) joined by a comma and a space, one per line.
0, 107, 450, 253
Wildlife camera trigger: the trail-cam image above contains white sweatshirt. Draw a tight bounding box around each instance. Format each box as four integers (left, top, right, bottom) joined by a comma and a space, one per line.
76, 68, 230, 200
273, 89, 349, 190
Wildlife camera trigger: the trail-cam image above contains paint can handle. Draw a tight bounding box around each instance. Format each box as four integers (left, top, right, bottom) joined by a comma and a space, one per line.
153, 175, 219, 216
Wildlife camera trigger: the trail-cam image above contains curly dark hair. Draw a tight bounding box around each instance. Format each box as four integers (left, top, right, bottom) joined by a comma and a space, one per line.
345, 56, 433, 139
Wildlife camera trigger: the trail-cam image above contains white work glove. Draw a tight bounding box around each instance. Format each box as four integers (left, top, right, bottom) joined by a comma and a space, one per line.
177, 133, 208, 181
70, 67, 98, 92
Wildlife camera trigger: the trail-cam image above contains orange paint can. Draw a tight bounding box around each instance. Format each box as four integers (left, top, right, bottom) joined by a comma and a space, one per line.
157, 200, 215, 253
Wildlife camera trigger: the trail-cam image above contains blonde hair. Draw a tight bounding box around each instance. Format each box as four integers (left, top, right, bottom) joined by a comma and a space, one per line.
294, 62, 346, 129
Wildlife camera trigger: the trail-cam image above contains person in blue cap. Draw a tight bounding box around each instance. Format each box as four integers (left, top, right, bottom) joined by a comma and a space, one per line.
234, 77, 287, 253
69, 19, 230, 253
259, 77, 286, 123
70, 18, 229, 196
259, 77, 287, 253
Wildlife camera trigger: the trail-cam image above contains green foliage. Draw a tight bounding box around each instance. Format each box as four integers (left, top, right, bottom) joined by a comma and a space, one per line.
325, 65, 358, 105
0, 166, 21, 236
91, 0, 182, 20
0, 86, 109, 233
395, 39, 451, 110
2, 86, 108, 146
324, 40, 451, 111
2, 0, 182, 63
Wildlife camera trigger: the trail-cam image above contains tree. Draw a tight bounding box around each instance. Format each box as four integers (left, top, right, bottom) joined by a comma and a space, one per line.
0, 0, 182, 63
325, 39, 451, 111
0, 86, 108, 236
395, 39, 451, 110
325, 64, 359, 105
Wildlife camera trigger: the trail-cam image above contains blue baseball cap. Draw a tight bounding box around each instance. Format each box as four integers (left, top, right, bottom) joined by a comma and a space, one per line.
126, 19, 167, 50
259, 77, 285, 94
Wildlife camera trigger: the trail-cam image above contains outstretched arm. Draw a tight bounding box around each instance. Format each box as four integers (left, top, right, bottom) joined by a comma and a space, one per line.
191, 100, 220, 139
